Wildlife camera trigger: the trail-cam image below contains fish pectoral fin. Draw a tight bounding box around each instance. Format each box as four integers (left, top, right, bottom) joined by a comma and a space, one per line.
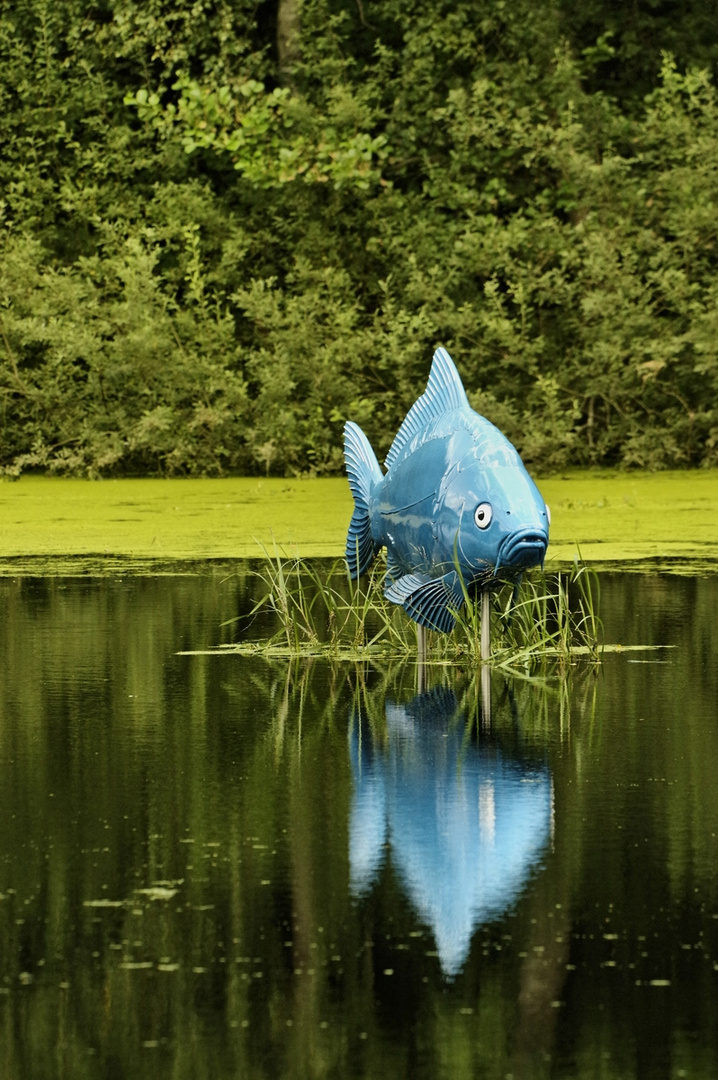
384, 572, 430, 604
386, 571, 465, 634
385, 550, 405, 583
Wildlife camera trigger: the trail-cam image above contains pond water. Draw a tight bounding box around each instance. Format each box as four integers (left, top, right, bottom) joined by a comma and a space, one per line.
0, 569, 717, 1079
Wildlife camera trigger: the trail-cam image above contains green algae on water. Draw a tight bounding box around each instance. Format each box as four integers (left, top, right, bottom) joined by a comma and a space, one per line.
2, 469, 718, 573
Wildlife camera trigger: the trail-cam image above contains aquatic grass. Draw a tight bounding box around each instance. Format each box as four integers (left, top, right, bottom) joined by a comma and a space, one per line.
222, 549, 604, 666
233, 544, 417, 658
491, 558, 603, 669
434, 559, 603, 672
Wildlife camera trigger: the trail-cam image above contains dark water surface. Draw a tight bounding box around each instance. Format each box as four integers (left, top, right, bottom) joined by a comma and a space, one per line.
0, 570, 717, 1079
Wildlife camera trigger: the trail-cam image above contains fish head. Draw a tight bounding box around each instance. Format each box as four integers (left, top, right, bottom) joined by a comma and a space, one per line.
447, 462, 550, 579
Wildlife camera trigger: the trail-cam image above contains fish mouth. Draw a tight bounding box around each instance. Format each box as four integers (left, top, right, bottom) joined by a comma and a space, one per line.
495, 528, 548, 574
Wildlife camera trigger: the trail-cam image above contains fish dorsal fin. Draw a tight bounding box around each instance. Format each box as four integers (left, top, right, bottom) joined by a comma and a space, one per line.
385, 348, 470, 470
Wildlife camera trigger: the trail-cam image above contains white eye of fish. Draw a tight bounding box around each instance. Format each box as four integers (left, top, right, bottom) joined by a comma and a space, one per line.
474, 503, 492, 530
546, 505, 551, 525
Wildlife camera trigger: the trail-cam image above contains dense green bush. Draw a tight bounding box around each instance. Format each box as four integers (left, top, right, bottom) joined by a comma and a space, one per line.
1, 0, 718, 475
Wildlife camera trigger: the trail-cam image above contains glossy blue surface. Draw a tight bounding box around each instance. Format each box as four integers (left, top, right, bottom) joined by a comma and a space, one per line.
349, 687, 552, 977
344, 348, 549, 632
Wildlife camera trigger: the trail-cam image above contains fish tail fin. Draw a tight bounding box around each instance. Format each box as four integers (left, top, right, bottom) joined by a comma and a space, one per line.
344, 421, 383, 579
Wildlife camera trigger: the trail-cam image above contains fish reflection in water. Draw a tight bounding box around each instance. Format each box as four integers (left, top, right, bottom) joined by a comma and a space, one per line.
349, 687, 553, 977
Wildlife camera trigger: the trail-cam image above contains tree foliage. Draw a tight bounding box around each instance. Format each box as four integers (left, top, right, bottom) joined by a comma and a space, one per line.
2, 0, 718, 475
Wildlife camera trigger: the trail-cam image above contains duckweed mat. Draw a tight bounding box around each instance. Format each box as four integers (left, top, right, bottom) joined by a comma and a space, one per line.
2, 470, 718, 573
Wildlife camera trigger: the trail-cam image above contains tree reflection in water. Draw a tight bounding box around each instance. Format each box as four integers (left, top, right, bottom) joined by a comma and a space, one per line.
0, 573, 717, 1079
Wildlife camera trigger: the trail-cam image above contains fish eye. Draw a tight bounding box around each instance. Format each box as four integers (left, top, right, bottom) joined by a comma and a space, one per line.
546, 505, 551, 525
474, 502, 492, 530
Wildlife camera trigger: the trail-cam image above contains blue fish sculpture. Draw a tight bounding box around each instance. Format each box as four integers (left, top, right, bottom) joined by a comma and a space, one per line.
344, 347, 549, 633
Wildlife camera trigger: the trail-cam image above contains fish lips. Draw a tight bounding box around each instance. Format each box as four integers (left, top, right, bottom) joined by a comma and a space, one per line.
494, 527, 548, 573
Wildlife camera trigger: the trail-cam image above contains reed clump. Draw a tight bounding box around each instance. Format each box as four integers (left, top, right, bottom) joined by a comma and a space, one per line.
451, 560, 602, 669
226, 551, 603, 667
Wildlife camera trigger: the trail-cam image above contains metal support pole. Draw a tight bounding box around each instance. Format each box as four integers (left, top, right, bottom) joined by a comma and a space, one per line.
416, 622, 427, 694
481, 663, 491, 728
481, 588, 491, 662
480, 588, 491, 726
